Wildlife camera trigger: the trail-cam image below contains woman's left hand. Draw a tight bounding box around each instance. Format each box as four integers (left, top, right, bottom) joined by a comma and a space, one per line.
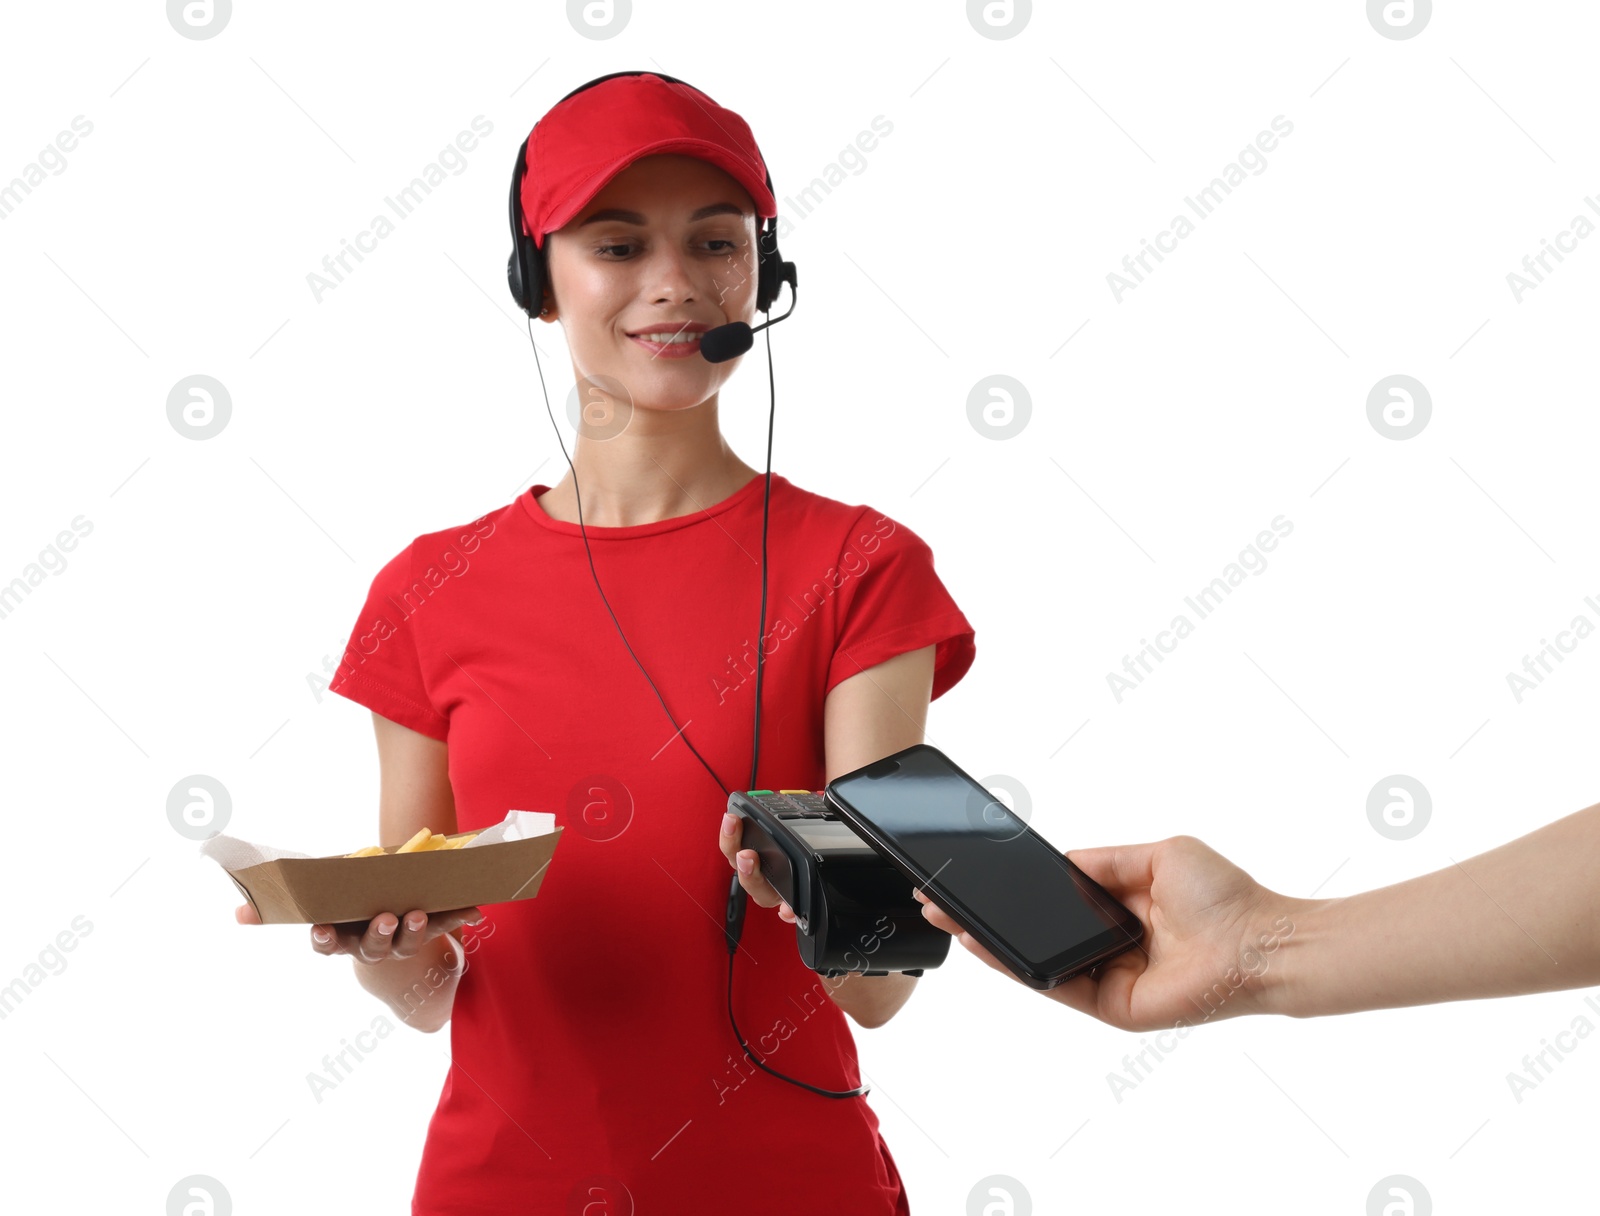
719, 811, 798, 924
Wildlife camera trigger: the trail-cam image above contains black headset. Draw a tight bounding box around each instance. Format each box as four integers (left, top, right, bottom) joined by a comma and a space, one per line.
506, 71, 865, 1100
507, 70, 790, 321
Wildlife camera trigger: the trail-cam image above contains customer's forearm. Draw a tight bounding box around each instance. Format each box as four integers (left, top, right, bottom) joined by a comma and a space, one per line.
1272, 803, 1600, 1017
352, 930, 464, 1033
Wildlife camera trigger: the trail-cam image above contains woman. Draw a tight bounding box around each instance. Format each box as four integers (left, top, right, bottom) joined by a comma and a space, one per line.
236, 72, 976, 1214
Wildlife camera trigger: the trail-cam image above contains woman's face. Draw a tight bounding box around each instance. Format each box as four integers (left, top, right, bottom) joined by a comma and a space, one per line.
543, 153, 760, 413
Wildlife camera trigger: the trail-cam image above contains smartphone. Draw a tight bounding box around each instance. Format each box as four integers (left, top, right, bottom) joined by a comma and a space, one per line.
825, 743, 1143, 989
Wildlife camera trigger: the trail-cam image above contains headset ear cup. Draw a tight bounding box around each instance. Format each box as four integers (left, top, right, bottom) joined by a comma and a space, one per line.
757, 220, 779, 313
507, 135, 544, 317
507, 248, 528, 313
529, 243, 547, 315
507, 217, 548, 316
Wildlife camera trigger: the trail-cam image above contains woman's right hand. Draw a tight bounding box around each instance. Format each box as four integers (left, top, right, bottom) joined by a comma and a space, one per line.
234, 902, 483, 964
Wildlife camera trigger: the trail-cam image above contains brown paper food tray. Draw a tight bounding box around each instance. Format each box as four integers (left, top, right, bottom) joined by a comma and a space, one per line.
228, 828, 563, 925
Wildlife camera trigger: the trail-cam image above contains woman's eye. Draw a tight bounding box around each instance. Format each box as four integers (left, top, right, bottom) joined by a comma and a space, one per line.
594, 238, 739, 259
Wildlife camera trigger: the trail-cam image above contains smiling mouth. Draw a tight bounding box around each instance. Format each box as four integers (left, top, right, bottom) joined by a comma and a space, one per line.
628, 330, 703, 345
626, 327, 708, 360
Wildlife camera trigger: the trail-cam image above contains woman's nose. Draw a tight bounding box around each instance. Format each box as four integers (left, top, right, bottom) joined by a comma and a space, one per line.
643, 244, 698, 301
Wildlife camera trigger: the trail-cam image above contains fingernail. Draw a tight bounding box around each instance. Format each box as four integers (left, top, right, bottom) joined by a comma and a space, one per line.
406, 914, 426, 932
721, 812, 737, 835
469, 913, 485, 924
736, 854, 753, 875
313, 927, 332, 944
376, 918, 395, 936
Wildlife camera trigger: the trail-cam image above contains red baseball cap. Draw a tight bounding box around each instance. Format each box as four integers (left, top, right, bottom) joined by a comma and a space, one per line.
518, 73, 777, 251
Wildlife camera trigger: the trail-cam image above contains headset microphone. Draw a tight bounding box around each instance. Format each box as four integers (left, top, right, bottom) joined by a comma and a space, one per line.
699, 263, 797, 363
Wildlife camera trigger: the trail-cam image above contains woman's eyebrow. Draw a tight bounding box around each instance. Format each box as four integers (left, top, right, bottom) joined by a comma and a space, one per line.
578, 202, 748, 226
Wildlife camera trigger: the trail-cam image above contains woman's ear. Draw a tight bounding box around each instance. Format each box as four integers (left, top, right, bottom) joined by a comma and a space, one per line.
538, 237, 558, 320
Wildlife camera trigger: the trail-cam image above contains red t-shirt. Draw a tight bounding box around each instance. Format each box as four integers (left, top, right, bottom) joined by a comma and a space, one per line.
329, 472, 976, 1216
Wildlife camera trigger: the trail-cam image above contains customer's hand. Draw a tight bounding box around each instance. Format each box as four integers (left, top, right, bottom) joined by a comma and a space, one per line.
234, 902, 483, 964
914, 836, 1297, 1031
719, 812, 798, 924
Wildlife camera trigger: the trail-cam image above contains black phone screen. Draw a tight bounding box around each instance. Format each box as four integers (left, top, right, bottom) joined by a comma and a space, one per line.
829, 746, 1127, 970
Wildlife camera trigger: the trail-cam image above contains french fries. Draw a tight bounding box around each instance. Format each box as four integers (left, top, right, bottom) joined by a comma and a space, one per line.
342, 829, 478, 857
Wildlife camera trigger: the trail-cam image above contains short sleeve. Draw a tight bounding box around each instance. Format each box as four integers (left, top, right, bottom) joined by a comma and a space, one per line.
825, 509, 976, 701
328, 541, 451, 741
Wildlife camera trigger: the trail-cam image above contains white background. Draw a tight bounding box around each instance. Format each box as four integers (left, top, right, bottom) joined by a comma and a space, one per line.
2, 2, 1596, 1213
